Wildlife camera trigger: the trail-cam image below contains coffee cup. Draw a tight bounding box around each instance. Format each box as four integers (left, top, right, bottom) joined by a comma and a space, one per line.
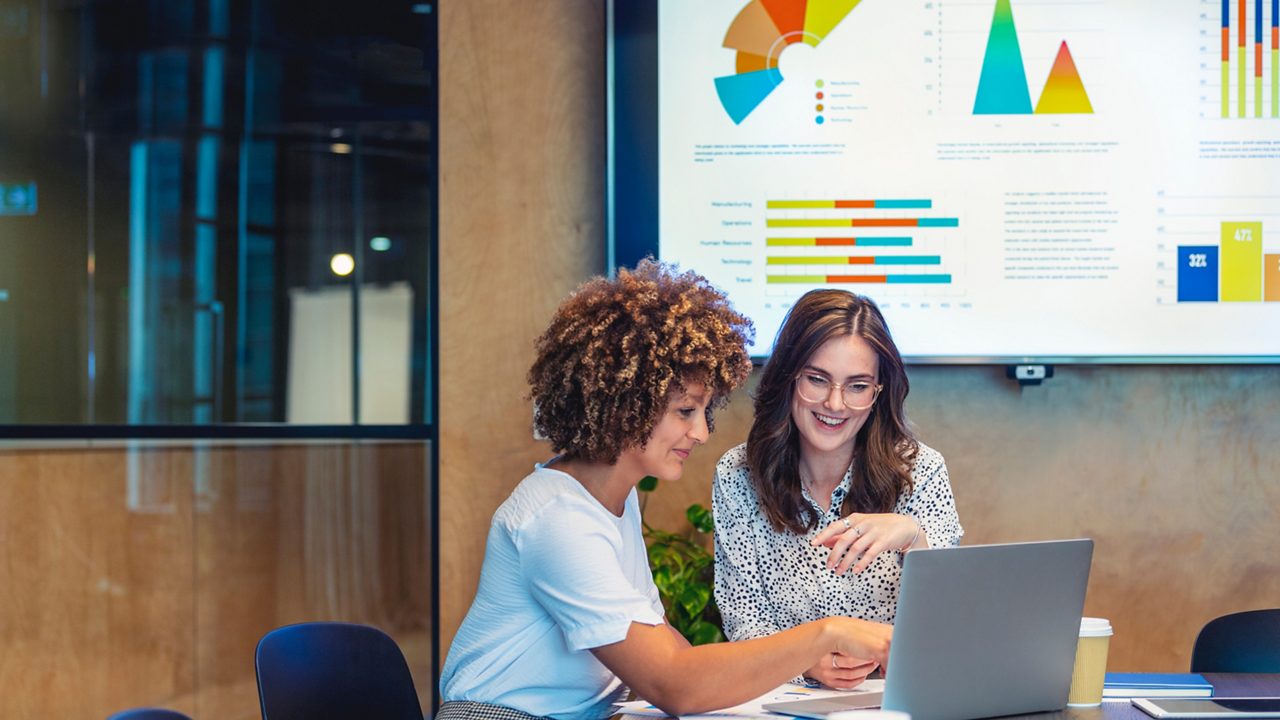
1066, 617, 1113, 707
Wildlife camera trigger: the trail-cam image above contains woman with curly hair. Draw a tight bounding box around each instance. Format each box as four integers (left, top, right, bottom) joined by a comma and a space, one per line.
439, 262, 893, 720
713, 289, 963, 690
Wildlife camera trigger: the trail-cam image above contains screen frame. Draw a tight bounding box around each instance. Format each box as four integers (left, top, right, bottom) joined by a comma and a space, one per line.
605, 0, 1280, 365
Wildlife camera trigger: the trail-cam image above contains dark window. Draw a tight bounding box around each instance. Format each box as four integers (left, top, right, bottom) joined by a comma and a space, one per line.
0, 0, 436, 429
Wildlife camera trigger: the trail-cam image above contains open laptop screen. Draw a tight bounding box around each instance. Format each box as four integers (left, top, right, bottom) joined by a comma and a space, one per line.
764, 539, 1094, 720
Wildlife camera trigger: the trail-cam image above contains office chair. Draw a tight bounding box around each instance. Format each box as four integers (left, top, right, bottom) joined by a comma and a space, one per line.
1190, 609, 1280, 673
106, 709, 192, 720
255, 621, 423, 720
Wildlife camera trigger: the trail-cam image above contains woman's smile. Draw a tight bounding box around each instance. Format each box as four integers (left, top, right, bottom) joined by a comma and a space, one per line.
812, 411, 849, 429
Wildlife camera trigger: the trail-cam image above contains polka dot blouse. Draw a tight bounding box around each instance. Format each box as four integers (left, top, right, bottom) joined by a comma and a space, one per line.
712, 441, 964, 644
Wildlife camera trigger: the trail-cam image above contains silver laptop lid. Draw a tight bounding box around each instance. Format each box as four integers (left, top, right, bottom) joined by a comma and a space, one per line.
882, 539, 1094, 720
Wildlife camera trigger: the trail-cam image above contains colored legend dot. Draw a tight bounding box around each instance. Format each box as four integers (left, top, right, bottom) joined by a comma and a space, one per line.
816, 92, 824, 100
815, 80, 824, 88
816, 115, 825, 124
816, 104, 824, 111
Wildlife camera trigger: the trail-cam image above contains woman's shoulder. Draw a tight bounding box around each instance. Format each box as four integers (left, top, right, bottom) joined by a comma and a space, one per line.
713, 443, 764, 519
909, 440, 947, 479
714, 442, 751, 481
495, 466, 601, 530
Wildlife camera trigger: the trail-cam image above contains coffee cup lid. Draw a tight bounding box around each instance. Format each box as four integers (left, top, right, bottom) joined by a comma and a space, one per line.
1080, 617, 1113, 637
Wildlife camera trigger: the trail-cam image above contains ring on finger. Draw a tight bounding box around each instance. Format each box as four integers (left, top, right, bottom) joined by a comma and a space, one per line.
853, 525, 862, 536
841, 517, 851, 530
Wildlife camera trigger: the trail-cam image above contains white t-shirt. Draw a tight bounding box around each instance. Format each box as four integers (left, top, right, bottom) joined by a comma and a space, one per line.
440, 464, 666, 720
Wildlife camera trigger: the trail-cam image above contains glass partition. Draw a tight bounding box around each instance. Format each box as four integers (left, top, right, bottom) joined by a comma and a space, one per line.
0, 0, 436, 427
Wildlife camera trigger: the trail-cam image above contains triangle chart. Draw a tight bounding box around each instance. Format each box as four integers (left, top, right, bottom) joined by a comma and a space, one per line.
973, 0, 1033, 114
1034, 41, 1093, 114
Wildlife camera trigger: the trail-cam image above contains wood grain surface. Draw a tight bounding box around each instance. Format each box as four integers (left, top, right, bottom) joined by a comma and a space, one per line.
0, 441, 430, 719
438, 0, 606, 656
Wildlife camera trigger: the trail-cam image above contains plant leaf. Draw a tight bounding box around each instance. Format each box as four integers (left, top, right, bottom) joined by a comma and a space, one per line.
638, 475, 659, 493
644, 498, 727, 645
652, 566, 672, 594
687, 619, 725, 646
678, 583, 710, 619
686, 503, 714, 534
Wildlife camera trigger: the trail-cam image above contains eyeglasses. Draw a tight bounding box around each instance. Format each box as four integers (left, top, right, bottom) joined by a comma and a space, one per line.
793, 373, 883, 411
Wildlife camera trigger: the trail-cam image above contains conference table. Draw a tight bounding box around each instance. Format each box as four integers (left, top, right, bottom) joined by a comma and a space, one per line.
1026, 675, 1280, 720
619, 674, 1280, 720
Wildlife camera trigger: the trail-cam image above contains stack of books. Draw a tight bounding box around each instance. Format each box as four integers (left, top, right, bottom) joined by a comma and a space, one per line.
1103, 672, 1215, 698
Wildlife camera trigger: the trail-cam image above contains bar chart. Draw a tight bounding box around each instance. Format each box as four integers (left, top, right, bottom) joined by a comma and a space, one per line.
660, 1, 1280, 358
1216, 0, 1279, 118
764, 198, 958, 288
1176, 220, 1280, 301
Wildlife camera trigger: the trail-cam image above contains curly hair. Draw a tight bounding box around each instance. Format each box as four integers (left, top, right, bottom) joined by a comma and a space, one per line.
747, 289, 918, 534
528, 259, 754, 464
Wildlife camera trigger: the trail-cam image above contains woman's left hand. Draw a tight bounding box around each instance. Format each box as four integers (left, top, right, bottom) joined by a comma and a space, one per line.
811, 513, 921, 575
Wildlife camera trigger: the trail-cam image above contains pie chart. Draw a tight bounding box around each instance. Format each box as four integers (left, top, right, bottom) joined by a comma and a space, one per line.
714, 0, 863, 124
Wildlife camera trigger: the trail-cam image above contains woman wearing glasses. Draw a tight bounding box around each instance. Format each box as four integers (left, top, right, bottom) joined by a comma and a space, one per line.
713, 289, 963, 690
440, 264, 893, 720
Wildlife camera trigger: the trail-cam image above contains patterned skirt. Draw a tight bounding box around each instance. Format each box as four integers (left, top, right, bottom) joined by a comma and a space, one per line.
436, 700, 551, 720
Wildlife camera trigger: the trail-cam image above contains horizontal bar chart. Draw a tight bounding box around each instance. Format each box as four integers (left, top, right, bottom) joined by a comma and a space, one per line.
765, 196, 959, 289
766, 237, 914, 247
768, 274, 953, 284
766, 199, 933, 209
767, 255, 941, 265
767, 217, 960, 228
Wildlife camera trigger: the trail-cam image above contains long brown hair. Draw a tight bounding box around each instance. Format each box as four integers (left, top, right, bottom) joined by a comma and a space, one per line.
746, 289, 917, 534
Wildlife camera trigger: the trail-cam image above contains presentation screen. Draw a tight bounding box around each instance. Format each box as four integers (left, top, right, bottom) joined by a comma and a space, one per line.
609, 0, 1280, 362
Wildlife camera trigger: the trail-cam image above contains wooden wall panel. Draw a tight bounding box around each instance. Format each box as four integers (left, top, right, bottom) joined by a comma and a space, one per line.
908, 365, 1280, 672
0, 447, 198, 717
0, 441, 430, 719
438, 0, 606, 656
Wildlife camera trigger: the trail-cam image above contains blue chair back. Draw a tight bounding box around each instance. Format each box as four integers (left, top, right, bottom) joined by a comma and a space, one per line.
106, 709, 192, 720
255, 621, 423, 720
1191, 609, 1280, 673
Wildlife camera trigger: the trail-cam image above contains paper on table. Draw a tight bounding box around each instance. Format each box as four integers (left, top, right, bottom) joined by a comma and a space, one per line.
615, 679, 887, 719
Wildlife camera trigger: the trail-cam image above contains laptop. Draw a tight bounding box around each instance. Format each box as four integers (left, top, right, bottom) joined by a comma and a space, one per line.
763, 539, 1094, 720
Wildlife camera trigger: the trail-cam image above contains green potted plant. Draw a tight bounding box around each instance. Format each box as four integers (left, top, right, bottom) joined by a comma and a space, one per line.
638, 476, 724, 645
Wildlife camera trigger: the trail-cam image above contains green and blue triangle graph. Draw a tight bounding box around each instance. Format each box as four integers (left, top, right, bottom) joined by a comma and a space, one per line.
973, 0, 1033, 114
